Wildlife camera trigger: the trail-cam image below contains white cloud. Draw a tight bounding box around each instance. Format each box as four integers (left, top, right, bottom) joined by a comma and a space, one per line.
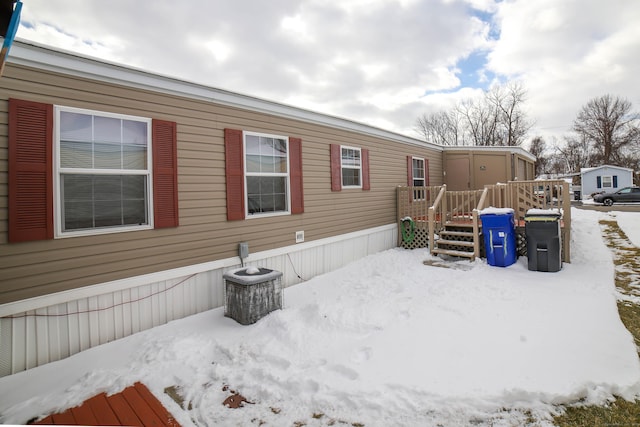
487, 0, 640, 143
14, 0, 640, 148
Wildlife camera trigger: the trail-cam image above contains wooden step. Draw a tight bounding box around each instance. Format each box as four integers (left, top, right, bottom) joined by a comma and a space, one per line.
444, 221, 476, 228
439, 230, 475, 238
436, 239, 475, 247
432, 248, 476, 258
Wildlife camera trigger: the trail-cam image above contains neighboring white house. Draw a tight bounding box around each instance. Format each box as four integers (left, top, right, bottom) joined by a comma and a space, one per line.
581, 165, 634, 198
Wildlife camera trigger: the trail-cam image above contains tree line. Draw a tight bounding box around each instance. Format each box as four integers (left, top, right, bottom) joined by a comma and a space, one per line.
416, 85, 640, 178
415, 82, 531, 147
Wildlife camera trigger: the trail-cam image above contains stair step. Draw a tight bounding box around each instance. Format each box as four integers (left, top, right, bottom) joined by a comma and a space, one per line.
445, 221, 476, 228
436, 239, 475, 247
432, 248, 476, 258
439, 230, 475, 238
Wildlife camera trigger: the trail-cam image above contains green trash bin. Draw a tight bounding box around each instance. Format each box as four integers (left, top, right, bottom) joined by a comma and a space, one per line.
525, 209, 562, 272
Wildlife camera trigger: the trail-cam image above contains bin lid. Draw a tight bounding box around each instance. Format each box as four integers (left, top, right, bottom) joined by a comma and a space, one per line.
525, 208, 561, 222
479, 207, 514, 216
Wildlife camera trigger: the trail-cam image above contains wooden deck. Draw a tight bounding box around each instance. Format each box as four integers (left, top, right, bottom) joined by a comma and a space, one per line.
397, 180, 572, 263
30, 382, 180, 426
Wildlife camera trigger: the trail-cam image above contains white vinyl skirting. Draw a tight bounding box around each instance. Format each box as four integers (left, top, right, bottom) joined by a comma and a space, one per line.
0, 224, 397, 377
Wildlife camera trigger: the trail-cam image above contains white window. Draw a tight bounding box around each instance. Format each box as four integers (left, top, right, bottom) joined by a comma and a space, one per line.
341, 146, 362, 188
55, 106, 153, 237
412, 157, 425, 187
412, 157, 426, 200
602, 176, 612, 188
244, 132, 290, 217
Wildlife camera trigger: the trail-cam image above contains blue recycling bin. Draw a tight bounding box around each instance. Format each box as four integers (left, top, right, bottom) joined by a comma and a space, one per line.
480, 209, 517, 267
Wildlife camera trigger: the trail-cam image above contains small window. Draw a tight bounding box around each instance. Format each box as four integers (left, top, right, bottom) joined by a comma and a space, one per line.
55, 106, 152, 236
602, 176, 613, 188
412, 157, 425, 200
244, 132, 290, 217
341, 146, 362, 188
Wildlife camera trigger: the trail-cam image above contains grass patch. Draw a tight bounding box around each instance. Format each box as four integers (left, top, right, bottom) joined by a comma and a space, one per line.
553, 219, 640, 426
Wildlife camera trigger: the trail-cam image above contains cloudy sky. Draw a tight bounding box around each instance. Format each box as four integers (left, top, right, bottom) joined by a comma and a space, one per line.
13, 0, 640, 148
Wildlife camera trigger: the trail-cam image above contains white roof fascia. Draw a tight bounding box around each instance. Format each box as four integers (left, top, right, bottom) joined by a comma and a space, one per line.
581, 165, 634, 173
8, 40, 442, 152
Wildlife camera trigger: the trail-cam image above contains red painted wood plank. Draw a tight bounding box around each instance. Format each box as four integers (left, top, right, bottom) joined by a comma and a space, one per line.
51, 410, 76, 425
86, 393, 121, 426
106, 392, 144, 426
28, 383, 179, 426
133, 382, 181, 427
121, 386, 166, 427
70, 402, 98, 425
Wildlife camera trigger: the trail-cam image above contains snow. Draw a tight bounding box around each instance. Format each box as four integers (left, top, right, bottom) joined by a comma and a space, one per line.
1, 208, 640, 426
615, 211, 640, 248
479, 207, 514, 215
526, 208, 561, 217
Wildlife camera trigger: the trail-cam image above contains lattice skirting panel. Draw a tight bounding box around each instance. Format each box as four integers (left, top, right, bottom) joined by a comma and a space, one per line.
517, 230, 527, 257
401, 227, 429, 249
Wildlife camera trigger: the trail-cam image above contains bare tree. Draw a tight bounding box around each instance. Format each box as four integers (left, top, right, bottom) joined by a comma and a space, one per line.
486, 82, 532, 146
556, 134, 592, 174
415, 110, 465, 145
416, 82, 532, 147
457, 97, 500, 146
573, 94, 640, 166
527, 136, 548, 176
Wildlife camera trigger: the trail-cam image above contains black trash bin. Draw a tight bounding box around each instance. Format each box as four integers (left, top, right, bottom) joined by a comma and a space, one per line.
525, 209, 562, 272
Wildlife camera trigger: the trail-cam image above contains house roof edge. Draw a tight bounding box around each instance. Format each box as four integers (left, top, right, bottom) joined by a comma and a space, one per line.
8, 39, 443, 152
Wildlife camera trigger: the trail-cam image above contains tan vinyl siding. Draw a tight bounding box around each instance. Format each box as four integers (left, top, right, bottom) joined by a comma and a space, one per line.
0, 62, 442, 304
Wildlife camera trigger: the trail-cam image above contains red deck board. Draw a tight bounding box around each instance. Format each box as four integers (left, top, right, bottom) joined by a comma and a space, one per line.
86, 393, 121, 426
121, 386, 166, 427
106, 393, 144, 426
29, 382, 180, 426
133, 382, 181, 427
50, 411, 76, 425
70, 403, 98, 425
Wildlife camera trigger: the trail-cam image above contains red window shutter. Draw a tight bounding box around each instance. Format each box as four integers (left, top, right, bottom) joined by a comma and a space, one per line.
8, 99, 53, 243
330, 144, 341, 191
425, 159, 430, 186
225, 128, 245, 220
289, 137, 304, 214
362, 149, 370, 191
152, 119, 179, 228
407, 156, 413, 186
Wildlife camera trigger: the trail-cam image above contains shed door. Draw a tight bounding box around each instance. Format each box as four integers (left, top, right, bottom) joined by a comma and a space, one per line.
445, 157, 470, 190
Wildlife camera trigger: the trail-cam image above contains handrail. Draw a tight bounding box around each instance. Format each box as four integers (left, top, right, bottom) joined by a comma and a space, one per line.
476, 186, 489, 211
428, 185, 446, 255
471, 186, 490, 259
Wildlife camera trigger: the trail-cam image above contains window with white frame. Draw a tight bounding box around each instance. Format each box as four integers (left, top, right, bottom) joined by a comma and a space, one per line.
245, 132, 290, 216
412, 157, 425, 200
56, 106, 152, 235
341, 146, 362, 188
602, 175, 613, 188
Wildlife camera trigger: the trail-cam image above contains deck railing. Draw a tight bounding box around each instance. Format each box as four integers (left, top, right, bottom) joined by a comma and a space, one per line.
398, 179, 572, 262
427, 185, 447, 252
480, 180, 571, 262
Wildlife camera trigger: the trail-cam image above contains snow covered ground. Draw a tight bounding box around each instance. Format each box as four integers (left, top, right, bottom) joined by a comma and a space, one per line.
1, 208, 639, 426
615, 211, 640, 247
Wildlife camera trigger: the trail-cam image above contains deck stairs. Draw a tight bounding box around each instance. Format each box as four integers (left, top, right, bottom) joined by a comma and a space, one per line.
431, 222, 482, 260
